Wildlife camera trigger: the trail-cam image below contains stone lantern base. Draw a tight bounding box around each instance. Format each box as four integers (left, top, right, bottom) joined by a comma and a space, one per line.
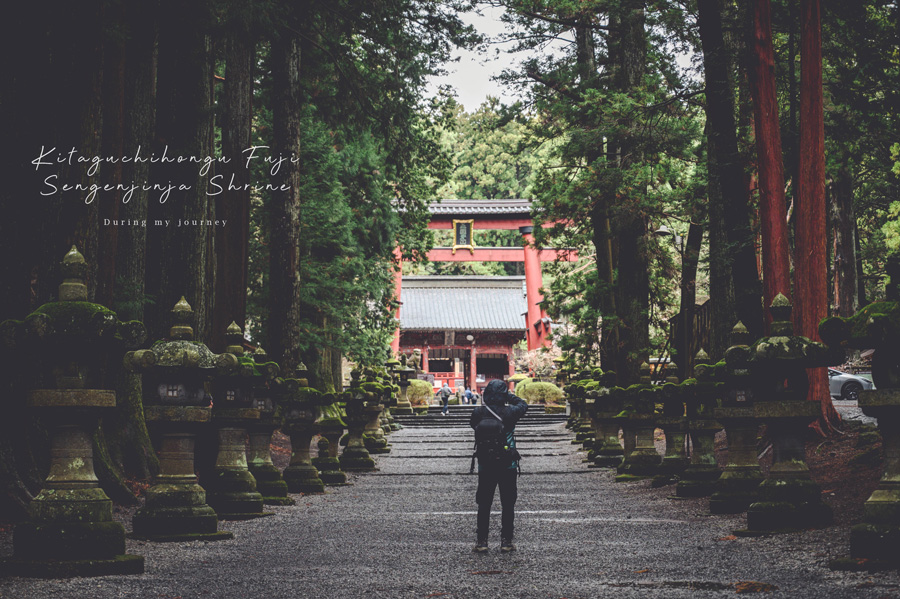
1, 391, 145, 577
615, 420, 660, 482
339, 445, 376, 472
206, 417, 271, 520
674, 423, 722, 498
709, 410, 763, 514
313, 434, 350, 486
740, 403, 832, 534
248, 425, 294, 506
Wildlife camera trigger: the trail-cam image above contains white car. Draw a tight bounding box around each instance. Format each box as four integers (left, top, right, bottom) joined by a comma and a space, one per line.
827, 368, 874, 401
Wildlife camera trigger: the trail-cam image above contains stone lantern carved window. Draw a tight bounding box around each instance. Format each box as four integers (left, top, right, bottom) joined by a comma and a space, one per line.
167, 385, 180, 398
226, 390, 236, 401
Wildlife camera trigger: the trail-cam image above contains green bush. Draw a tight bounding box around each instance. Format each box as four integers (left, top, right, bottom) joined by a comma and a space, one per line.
407, 379, 434, 407
517, 381, 564, 405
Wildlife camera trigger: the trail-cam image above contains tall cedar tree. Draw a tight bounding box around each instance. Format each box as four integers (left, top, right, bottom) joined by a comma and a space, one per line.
797, 0, 840, 429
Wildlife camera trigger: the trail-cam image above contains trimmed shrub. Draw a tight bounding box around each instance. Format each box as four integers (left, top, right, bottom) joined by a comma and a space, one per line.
407, 379, 434, 407
518, 381, 564, 405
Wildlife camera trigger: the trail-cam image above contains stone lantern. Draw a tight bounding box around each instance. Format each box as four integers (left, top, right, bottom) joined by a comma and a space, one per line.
675, 352, 723, 498
128, 297, 235, 542
820, 298, 900, 567
361, 369, 390, 454
710, 323, 764, 514
206, 322, 268, 519
740, 294, 838, 533
339, 370, 378, 472
378, 369, 397, 434
280, 364, 326, 494
1, 247, 144, 577
615, 366, 662, 482
587, 371, 625, 468
311, 391, 349, 486
394, 363, 416, 416
654, 367, 689, 487
246, 346, 293, 506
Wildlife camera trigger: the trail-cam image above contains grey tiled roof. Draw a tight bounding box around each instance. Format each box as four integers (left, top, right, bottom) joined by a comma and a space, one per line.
428, 199, 534, 215
399, 276, 527, 331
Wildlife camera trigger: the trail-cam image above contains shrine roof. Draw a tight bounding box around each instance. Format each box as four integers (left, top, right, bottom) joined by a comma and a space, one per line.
427, 199, 533, 216
399, 276, 527, 332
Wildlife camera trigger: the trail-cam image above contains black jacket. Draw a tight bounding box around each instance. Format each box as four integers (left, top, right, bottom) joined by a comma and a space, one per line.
469, 380, 528, 435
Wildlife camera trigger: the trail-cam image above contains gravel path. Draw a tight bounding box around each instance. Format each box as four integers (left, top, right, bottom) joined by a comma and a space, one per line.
1, 421, 898, 599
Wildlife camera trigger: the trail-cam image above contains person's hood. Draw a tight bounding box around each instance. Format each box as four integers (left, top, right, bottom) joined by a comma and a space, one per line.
483, 379, 515, 406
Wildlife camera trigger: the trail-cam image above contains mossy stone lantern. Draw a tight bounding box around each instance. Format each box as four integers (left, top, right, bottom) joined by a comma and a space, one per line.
206, 322, 269, 520
128, 297, 235, 542
654, 368, 689, 488
0, 247, 145, 577
246, 346, 293, 506
739, 294, 838, 533
675, 353, 724, 498
339, 370, 378, 472
393, 362, 415, 416
280, 365, 326, 494
820, 300, 900, 568
360, 369, 390, 454
710, 323, 764, 514
311, 391, 349, 486
615, 365, 662, 482
586, 371, 625, 468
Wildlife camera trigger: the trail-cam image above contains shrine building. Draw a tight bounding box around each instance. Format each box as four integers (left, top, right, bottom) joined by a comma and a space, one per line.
391, 199, 576, 393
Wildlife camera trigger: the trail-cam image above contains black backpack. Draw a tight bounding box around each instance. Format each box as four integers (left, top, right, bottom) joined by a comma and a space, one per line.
470, 405, 520, 473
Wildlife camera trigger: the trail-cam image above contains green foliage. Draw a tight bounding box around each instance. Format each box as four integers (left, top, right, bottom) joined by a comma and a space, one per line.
517, 380, 564, 405
407, 379, 434, 406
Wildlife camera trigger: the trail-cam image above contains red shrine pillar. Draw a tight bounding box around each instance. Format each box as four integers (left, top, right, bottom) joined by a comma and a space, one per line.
507, 351, 516, 391
422, 347, 429, 372
391, 247, 402, 354
519, 226, 551, 350
468, 346, 477, 392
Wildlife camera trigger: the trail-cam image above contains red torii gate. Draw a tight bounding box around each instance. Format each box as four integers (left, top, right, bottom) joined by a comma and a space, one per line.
391, 199, 577, 354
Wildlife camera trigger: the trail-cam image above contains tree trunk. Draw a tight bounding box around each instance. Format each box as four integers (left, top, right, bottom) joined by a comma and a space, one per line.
679, 220, 704, 378
269, 32, 303, 373
146, 0, 214, 342
609, 3, 650, 385
831, 165, 858, 318
797, 0, 839, 430
706, 128, 737, 360
211, 28, 254, 351
747, 0, 791, 329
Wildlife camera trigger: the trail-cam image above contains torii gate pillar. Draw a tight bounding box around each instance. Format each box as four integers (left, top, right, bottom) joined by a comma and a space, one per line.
391, 247, 402, 354
520, 226, 551, 350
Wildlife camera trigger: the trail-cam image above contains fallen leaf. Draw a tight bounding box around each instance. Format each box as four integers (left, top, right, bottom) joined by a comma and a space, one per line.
734, 581, 778, 594
717, 535, 738, 541
633, 569, 650, 574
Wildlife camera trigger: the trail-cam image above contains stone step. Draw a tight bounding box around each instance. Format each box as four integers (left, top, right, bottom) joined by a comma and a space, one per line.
393, 413, 568, 428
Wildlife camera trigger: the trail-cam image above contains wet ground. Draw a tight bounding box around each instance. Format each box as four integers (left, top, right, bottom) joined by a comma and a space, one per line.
1, 418, 898, 598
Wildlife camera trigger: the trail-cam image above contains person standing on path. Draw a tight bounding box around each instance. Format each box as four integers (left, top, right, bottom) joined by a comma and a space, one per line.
470, 379, 527, 553
440, 382, 452, 415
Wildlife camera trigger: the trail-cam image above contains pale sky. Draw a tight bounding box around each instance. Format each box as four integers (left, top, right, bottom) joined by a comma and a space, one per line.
426, 5, 527, 111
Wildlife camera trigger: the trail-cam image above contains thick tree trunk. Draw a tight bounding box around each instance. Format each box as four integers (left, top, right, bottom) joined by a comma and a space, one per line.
606, 3, 651, 385
146, 0, 214, 342
96, 2, 126, 308
797, 0, 839, 430
747, 0, 791, 328
699, 0, 764, 346
211, 30, 254, 351
269, 33, 303, 373
706, 130, 737, 360
831, 165, 858, 318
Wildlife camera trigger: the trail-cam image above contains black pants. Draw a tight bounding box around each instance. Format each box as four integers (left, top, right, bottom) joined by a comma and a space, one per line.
475, 467, 518, 540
